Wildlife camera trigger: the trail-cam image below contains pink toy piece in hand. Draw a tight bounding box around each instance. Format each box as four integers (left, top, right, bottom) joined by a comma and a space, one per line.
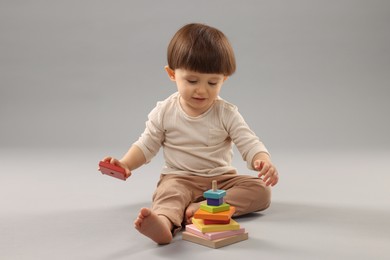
99, 161, 128, 181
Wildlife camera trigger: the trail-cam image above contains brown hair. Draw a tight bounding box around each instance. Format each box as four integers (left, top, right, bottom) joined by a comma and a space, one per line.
167, 23, 236, 76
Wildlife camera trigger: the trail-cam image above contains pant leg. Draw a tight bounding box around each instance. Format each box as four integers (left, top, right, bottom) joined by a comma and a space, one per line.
151, 174, 206, 230
151, 173, 271, 231
214, 173, 271, 216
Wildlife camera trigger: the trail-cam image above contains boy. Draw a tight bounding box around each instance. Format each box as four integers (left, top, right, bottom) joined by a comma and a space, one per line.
101, 23, 279, 244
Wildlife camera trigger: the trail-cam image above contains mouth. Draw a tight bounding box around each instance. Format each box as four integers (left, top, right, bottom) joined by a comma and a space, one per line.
192, 97, 206, 101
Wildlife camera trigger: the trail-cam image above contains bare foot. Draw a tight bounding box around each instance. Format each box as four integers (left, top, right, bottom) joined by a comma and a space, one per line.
134, 208, 173, 245
185, 201, 204, 224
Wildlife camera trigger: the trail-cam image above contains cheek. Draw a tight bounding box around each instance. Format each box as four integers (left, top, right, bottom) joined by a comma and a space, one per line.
210, 87, 221, 96
177, 86, 191, 98
177, 81, 190, 90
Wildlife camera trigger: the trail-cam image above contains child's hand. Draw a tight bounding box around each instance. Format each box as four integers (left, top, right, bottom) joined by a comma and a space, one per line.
253, 155, 279, 187
100, 156, 132, 178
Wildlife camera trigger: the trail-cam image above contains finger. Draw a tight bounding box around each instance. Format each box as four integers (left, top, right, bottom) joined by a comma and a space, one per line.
99, 157, 111, 171
262, 167, 276, 185
265, 175, 273, 186
125, 171, 132, 178
110, 158, 120, 165
266, 170, 275, 185
258, 163, 270, 177
258, 166, 268, 178
271, 171, 279, 186
254, 160, 263, 170
266, 175, 274, 186
266, 170, 278, 186
269, 176, 278, 187
101, 156, 112, 162
271, 177, 279, 186
260, 173, 270, 184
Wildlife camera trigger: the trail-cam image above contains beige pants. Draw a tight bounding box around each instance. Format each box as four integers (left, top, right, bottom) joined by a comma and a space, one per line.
151, 173, 271, 232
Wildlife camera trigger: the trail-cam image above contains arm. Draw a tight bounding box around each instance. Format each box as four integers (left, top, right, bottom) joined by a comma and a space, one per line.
224, 106, 270, 170
252, 152, 279, 187
223, 105, 279, 187
101, 100, 166, 177
120, 145, 146, 172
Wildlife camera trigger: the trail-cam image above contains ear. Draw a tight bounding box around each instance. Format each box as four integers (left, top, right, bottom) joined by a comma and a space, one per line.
223, 76, 228, 82
164, 66, 176, 81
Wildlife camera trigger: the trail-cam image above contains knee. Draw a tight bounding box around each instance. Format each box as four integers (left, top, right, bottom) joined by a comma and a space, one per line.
252, 182, 271, 211
259, 185, 272, 210
227, 179, 272, 215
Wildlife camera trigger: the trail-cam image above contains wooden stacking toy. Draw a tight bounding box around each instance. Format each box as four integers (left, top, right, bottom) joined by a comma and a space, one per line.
182, 180, 248, 248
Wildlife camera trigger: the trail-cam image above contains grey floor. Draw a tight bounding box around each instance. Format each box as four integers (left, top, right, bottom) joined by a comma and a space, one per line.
1, 147, 390, 260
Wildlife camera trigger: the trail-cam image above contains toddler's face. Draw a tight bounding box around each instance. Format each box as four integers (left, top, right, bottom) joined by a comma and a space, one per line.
173, 69, 226, 117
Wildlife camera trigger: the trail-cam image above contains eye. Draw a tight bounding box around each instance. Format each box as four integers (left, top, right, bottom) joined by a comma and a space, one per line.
187, 80, 198, 84
208, 82, 218, 86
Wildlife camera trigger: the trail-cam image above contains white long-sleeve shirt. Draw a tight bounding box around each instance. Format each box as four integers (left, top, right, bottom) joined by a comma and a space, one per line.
134, 92, 269, 177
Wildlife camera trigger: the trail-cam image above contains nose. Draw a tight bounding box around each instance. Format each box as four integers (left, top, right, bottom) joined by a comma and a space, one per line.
195, 83, 207, 95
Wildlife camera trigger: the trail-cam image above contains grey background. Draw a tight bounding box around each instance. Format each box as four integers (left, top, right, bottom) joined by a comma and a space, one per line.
1, 0, 389, 151
1, 1, 390, 259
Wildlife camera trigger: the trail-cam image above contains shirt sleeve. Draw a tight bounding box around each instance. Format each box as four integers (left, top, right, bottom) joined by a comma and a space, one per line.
133, 102, 165, 163
224, 106, 269, 170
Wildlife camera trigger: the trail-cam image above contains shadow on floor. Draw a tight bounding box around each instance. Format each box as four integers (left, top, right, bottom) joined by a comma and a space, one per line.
3, 201, 390, 259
